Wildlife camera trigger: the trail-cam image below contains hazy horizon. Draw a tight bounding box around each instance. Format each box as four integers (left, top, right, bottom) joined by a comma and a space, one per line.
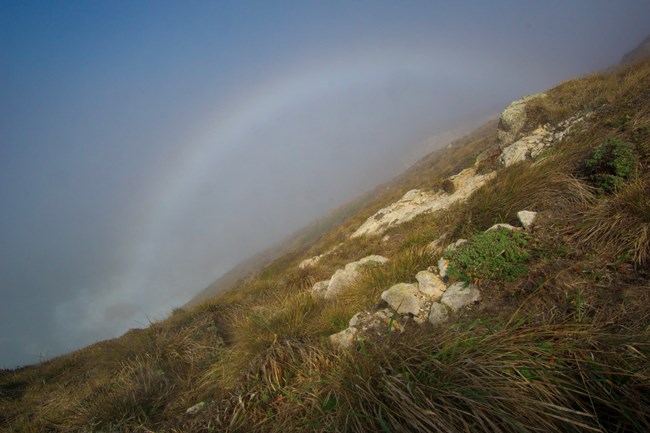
2, 1, 649, 368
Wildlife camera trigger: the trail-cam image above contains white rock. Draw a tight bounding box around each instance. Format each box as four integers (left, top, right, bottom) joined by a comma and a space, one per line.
428, 303, 449, 325
329, 327, 358, 349
186, 401, 207, 415
310, 280, 330, 299
497, 93, 546, 147
445, 239, 467, 251
299, 255, 322, 269
517, 210, 537, 230
486, 223, 517, 232
351, 167, 495, 238
415, 271, 446, 300
438, 256, 449, 278
381, 283, 421, 315
440, 282, 481, 312
324, 255, 388, 300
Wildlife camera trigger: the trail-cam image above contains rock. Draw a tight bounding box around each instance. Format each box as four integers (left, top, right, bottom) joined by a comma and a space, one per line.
438, 256, 449, 278
357, 255, 390, 266
415, 271, 446, 300
351, 167, 496, 238
329, 327, 358, 349
381, 283, 421, 315
498, 126, 552, 167
517, 210, 537, 230
498, 93, 546, 147
310, 280, 330, 298
486, 223, 517, 232
440, 282, 481, 312
445, 238, 467, 251
323, 255, 389, 300
298, 243, 343, 269
428, 303, 450, 325
299, 255, 322, 269
348, 312, 366, 328
186, 401, 207, 415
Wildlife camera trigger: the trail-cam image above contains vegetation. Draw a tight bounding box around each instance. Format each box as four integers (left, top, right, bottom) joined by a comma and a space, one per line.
445, 227, 534, 283
2, 58, 650, 432
585, 137, 638, 192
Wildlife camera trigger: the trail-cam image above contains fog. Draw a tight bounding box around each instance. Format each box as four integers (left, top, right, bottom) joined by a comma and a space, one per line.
1, 1, 649, 368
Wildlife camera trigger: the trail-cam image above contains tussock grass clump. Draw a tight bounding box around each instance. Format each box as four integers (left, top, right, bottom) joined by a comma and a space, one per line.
453, 157, 594, 237
571, 179, 650, 266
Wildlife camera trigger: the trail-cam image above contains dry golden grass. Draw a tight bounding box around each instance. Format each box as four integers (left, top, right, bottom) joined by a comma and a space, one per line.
3, 57, 650, 433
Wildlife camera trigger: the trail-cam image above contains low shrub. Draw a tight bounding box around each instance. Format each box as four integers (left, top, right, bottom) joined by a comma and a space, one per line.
445, 228, 533, 282
584, 137, 638, 193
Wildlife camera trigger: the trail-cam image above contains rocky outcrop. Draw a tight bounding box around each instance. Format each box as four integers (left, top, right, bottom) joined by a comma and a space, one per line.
352, 167, 495, 238
311, 255, 389, 300
498, 112, 593, 168
498, 94, 547, 147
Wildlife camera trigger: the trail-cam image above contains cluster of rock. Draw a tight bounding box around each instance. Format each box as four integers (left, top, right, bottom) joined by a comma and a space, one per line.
329, 210, 537, 349
497, 94, 592, 167
351, 166, 495, 238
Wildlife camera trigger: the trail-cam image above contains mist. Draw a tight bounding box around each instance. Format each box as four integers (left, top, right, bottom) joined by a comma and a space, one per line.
1, 1, 649, 368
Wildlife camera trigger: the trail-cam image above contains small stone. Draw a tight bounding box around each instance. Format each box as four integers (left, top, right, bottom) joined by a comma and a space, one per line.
186, 401, 207, 415
428, 303, 449, 325
348, 312, 366, 328
329, 327, 358, 349
486, 223, 517, 232
381, 283, 421, 315
415, 271, 446, 300
517, 210, 537, 230
440, 282, 481, 312
438, 257, 449, 278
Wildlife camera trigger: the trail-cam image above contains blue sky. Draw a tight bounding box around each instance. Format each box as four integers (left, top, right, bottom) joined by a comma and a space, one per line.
1, 1, 649, 367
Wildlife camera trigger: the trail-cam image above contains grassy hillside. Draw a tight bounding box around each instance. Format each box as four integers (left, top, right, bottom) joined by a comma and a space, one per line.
2, 58, 650, 433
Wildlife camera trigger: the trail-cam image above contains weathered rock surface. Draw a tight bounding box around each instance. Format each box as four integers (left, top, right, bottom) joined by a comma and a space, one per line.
517, 210, 537, 230
298, 243, 342, 269
498, 112, 593, 168
415, 270, 446, 300
486, 223, 517, 232
351, 167, 495, 238
498, 93, 547, 147
310, 280, 330, 298
440, 282, 481, 312
438, 256, 449, 278
428, 303, 450, 325
381, 283, 421, 315
313, 255, 389, 300
329, 327, 358, 349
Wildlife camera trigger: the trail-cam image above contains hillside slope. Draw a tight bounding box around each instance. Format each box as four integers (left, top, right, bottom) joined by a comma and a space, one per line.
2, 58, 650, 433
